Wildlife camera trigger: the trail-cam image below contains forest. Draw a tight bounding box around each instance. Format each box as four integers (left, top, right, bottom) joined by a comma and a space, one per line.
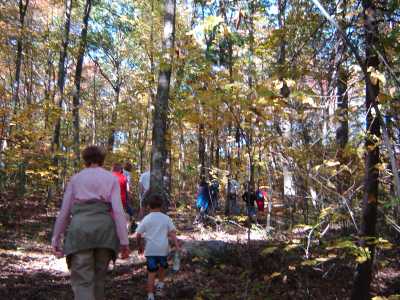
0, 0, 400, 299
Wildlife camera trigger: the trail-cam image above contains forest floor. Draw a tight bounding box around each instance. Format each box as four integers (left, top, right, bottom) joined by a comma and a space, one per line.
0, 193, 400, 300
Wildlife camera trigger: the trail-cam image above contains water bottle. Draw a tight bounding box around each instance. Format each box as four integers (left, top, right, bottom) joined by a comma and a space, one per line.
172, 251, 180, 272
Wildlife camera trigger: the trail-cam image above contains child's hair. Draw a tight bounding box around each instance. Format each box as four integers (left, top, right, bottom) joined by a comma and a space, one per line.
148, 193, 163, 209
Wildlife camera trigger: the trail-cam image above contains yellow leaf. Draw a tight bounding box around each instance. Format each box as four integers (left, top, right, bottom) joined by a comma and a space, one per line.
286, 79, 296, 88
323, 160, 340, 167
356, 255, 368, 263
302, 96, 316, 106
375, 163, 387, 171
313, 165, 321, 172
301, 260, 318, 266
327, 181, 336, 189
273, 80, 283, 90
264, 272, 281, 282
261, 246, 278, 256
284, 244, 300, 251
378, 93, 391, 102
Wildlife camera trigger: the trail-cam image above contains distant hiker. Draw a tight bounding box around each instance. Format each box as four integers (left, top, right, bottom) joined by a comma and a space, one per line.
196, 179, 211, 222
226, 178, 240, 215
112, 163, 128, 210
51, 145, 129, 300
209, 178, 219, 213
138, 170, 150, 219
242, 182, 257, 220
255, 187, 265, 213
139, 170, 170, 218
123, 161, 134, 216
136, 193, 180, 300
124, 162, 137, 231
112, 163, 133, 232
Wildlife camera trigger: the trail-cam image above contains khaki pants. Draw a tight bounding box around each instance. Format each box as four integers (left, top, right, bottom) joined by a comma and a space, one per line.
70, 248, 112, 300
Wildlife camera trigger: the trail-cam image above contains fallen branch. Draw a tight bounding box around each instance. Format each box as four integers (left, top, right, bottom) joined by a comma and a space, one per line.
305, 221, 324, 259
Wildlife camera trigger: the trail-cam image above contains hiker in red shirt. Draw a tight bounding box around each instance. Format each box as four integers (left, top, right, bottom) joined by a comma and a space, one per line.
112, 163, 128, 210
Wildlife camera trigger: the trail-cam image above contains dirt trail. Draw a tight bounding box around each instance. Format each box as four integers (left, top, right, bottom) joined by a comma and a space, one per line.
0, 205, 399, 299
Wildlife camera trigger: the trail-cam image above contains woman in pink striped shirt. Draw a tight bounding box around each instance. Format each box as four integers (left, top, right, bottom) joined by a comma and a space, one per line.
51, 145, 129, 300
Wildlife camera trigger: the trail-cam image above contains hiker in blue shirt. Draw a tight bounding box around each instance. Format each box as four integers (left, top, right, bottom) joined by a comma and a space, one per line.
196, 179, 211, 222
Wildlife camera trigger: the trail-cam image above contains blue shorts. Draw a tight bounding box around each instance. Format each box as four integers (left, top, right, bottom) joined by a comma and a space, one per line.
247, 206, 256, 217
146, 256, 168, 272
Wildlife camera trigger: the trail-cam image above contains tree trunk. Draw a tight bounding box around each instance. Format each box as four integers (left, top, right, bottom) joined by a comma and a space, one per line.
335, 68, 349, 148
91, 66, 97, 144
277, 0, 289, 98
198, 123, 206, 181
72, 0, 92, 168
12, 0, 29, 110
335, 0, 349, 150
351, 0, 381, 298
150, 0, 176, 205
215, 129, 220, 168
247, 0, 256, 191
225, 125, 233, 215
178, 125, 186, 202
53, 0, 72, 157
107, 85, 120, 152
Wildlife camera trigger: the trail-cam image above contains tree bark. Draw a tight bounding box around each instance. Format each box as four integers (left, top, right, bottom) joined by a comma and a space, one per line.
335, 68, 349, 148
12, 0, 29, 110
277, 0, 290, 98
247, 0, 256, 191
215, 129, 220, 168
351, 0, 381, 298
150, 0, 176, 205
53, 0, 72, 155
198, 123, 206, 181
72, 0, 92, 168
107, 84, 120, 152
335, 0, 349, 150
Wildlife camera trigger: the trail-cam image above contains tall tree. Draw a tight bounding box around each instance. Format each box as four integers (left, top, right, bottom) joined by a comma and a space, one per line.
150, 0, 176, 203
12, 0, 29, 110
351, 0, 381, 298
72, 0, 93, 167
52, 0, 72, 156
335, 0, 349, 150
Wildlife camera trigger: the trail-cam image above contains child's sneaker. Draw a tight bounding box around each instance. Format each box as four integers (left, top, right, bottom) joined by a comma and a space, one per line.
147, 293, 155, 300
155, 282, 165, 297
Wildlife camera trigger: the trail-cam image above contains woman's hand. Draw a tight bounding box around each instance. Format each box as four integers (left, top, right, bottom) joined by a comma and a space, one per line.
138, 246, 144, 256
120, 245, 130, 259
52, 246, 64, 258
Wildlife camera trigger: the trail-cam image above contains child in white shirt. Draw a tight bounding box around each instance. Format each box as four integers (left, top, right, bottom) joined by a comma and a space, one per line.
136, 193, 180, 300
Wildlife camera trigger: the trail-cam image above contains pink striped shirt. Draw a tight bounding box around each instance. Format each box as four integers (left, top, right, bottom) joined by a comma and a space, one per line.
51, 167, 129, 249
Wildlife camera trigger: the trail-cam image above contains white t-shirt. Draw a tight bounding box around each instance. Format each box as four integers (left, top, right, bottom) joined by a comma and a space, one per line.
228, 179, 240, 194
139, 171, 150, 199
136, 212, 176, 256
123, 170, 131, 192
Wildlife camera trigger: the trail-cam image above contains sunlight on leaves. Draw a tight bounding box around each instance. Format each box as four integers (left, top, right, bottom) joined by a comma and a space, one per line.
261, 246, 278, 256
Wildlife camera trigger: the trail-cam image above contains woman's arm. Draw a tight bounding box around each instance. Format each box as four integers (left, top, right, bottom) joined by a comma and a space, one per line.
51, 180, 74, 251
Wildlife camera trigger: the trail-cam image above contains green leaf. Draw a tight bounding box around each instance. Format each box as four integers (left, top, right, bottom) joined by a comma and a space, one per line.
301, 259, 318, 266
